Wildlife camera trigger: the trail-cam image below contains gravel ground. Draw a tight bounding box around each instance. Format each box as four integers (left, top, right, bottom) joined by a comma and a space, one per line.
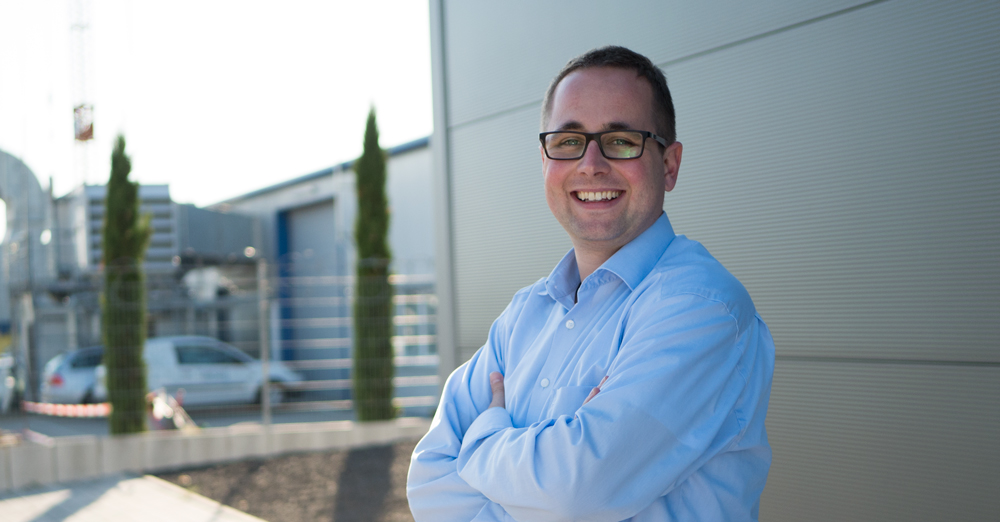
157, 440, 417, 522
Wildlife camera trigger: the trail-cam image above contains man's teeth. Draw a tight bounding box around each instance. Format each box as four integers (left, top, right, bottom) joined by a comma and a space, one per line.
576, 191, 621, 202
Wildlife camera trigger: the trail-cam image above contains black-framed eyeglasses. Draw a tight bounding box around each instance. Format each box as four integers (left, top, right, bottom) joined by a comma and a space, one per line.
539, 130, 668, 160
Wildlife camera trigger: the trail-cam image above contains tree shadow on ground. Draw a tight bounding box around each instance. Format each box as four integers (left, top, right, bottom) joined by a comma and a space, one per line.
22, 475, 122, 522
332, 445, 394, 522
217, 459, 264, 510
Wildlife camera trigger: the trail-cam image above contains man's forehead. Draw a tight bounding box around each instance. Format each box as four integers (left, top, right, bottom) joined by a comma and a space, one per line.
547, 67, 655, 130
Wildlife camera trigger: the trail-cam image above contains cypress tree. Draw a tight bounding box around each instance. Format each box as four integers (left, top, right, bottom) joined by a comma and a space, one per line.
352, 107, 394, 420
102, 134, 151, 434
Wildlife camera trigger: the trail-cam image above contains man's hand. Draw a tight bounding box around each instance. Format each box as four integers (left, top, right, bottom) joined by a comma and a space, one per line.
489, 372, 506, 409
583, 376, 609, 405
490, 373, 609, 410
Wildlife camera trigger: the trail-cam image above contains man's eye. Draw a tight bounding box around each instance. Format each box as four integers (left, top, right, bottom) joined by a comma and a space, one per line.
610, 138, 636, 146
558, 138, 582, 147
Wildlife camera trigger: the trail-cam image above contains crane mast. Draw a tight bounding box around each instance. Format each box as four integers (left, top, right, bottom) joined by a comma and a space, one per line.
69, 0, 93, 185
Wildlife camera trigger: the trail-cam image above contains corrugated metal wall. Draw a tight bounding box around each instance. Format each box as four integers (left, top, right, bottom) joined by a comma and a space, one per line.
431, 0, 1000, 519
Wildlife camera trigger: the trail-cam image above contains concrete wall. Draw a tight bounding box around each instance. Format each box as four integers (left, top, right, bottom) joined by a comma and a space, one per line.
0, 418, 430, 493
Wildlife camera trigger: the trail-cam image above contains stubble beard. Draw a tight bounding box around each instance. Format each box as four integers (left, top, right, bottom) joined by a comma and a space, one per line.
562, 210, 632, 248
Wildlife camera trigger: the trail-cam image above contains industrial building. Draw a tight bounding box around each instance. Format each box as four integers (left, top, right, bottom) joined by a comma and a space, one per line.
0, 135, 436, 413
47, 184, 258, 351
212, 137, 433, 277
0, 151, 259, 401
54, 184, 181, 276
427, 1, 999, 520
209, 137, 437, 410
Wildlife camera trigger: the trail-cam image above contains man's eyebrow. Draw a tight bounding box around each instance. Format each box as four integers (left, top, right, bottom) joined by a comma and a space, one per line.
554, 121, 637, 132
602, 121, 633, 131
556, 121, 585, 131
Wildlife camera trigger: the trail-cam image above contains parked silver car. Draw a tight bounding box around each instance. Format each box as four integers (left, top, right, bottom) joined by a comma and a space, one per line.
40, 346, 104, 404
0, 353, 15, 412
94, 336, 300, 407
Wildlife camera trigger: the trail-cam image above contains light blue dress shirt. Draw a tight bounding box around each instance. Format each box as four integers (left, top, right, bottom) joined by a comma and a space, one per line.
407, 213, 775, 522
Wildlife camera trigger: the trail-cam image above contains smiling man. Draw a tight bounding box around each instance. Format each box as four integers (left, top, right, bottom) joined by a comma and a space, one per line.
407, 46, 775, 522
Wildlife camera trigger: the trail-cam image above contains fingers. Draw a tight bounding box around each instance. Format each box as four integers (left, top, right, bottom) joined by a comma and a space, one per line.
489, 371, 505, 409
582, 375, 609, 405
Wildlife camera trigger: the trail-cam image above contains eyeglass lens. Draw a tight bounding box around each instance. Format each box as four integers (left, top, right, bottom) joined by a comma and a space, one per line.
543, 131, 645, 159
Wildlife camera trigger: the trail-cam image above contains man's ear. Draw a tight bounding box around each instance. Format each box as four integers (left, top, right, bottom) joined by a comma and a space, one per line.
664, 141, 682, 192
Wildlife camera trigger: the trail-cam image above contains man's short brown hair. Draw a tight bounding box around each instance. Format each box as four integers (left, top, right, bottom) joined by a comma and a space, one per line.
541, 46, 676, 145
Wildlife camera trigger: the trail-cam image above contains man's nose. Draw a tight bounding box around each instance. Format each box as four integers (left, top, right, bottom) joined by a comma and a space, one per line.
578, 139, 610, 174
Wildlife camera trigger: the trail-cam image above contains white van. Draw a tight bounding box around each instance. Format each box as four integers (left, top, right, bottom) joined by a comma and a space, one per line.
95, 336, 300, 407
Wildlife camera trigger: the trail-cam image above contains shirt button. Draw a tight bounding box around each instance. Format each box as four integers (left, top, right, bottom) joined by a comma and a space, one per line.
565, 320, 575, 329
540, 378, 550, 388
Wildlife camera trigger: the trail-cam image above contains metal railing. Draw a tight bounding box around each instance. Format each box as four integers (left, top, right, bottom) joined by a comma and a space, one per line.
0, 258, 439, 437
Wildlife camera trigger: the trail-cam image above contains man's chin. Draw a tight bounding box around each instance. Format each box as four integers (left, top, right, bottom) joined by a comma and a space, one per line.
566, 223, 630, 247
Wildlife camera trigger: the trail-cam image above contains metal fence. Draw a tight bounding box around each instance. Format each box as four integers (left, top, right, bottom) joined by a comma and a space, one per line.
0, 258, 438, 438
271, 265, 439, 418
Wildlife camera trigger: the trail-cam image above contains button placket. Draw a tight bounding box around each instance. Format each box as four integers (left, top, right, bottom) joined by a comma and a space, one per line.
539, 306, 582, 398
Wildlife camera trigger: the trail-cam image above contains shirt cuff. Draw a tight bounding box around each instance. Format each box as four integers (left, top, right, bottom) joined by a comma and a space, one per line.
463, 407, 513, 450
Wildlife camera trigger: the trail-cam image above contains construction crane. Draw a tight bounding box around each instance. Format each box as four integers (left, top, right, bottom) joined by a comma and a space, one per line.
69, 0, 93, 185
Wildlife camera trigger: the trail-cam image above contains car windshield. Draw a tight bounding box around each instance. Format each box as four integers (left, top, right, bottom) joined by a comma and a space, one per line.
176, 345, 247, 365
71, 348, 104, 368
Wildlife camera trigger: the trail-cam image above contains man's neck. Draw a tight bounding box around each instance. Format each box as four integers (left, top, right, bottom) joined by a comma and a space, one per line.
575, 247, 618, 282
572, 213, 665, 281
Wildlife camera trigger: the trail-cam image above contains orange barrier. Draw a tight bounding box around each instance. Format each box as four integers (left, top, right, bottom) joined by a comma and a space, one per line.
22, 401, 111, 417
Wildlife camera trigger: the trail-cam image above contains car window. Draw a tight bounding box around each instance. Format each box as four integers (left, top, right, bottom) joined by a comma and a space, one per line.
176, 345, 244, 365
71, 349, 104, 368
44, 354, 64, 374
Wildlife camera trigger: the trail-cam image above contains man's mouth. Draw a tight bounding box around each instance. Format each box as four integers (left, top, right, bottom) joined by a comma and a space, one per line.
575, 190, 622, 202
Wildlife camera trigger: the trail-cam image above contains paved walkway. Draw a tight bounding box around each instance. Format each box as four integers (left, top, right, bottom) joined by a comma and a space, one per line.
0, 474, 266, 522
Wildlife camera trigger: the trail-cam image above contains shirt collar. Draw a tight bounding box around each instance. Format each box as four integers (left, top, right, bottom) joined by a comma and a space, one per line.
543, 249, 581, 308
600, 212, 675, 291
544, 212, 676, 305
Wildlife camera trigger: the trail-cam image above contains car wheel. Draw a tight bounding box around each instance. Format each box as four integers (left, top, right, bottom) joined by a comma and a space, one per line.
81, 390, 94, 404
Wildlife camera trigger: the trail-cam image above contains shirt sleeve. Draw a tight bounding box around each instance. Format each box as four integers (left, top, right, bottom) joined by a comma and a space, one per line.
406, 306, 515, 522
455, 293, 764, 522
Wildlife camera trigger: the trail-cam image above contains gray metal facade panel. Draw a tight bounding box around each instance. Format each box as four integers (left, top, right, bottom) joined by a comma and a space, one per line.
661, 0, 1000, 362
449, 106, 572, 352
176, 204, 255, 261
443, 0, 872, 128
385, 148, 436, 271
446, 0, 1000, 361
762, 360, 1000, 521
436, 0, 1000, 516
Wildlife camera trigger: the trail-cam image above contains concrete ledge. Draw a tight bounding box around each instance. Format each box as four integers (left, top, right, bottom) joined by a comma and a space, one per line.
1, 417, 431, 493
0, 446, 12, 491
54, 435, 101, 483
100, 432, 145, 476
9, 440, 56, 490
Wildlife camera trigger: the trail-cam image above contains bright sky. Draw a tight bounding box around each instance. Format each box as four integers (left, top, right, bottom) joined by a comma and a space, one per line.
0, 0, 433, 209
